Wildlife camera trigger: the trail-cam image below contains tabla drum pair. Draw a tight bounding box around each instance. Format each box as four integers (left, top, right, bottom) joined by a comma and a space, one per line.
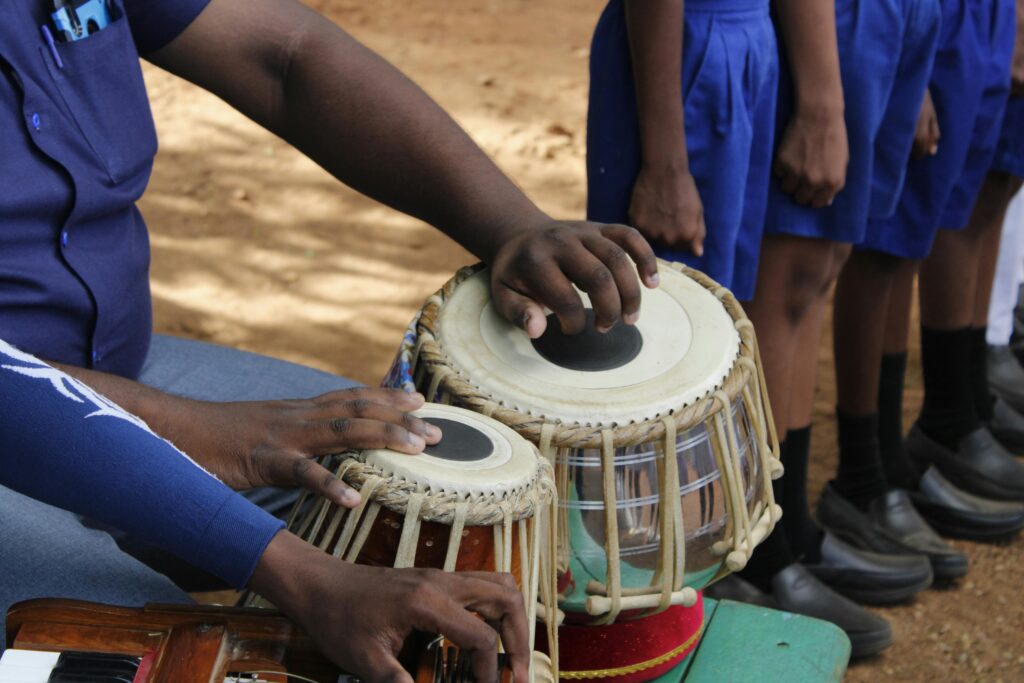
246, 402, 558, 681
384, 261, 783, 680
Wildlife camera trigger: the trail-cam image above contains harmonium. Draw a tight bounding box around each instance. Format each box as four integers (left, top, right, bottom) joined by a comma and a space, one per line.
3, 599, 510, 683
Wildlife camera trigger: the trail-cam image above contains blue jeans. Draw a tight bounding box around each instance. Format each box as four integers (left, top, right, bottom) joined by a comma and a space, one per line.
0, 335, 357, 647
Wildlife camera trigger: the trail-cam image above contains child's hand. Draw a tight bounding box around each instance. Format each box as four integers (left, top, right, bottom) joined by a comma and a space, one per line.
628, 165, 706, 257
773, 105, 848, 208
911, 89, 940, 159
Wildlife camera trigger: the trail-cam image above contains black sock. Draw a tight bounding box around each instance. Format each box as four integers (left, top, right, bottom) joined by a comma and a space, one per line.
917, 326, 980, 448
740, 471, 795, 591
832, 410, 886, 510
778, 426, 822, 562
878, 353, 920, 489
971, 327, 994, 422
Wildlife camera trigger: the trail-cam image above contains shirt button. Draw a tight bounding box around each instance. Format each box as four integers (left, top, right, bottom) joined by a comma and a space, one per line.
30, 113, 41, 131
91, 350, 99, 364
60, 231, 69, 248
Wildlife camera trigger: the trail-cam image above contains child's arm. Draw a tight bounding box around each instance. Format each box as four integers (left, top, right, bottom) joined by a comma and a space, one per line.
624, 0, 706, 256
772, 0, 848, 207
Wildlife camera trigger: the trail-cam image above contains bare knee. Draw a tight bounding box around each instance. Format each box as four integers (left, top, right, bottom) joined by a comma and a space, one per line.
782, 259, 833, 324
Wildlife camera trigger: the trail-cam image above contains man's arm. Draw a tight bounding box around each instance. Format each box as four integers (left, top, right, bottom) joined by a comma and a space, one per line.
54, 362, 440, 510
623, 0, 706, 256
145, 0, 659, 337
772, 0, 848, 207
0, 342, 527, 683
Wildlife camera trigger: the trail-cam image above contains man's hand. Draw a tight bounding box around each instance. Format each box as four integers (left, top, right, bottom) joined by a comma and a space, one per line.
489, 221, 660, 338
911, 89, 940, 159
54, 364, 440, 510
165, 388, 439, 508
629, 165, 706, 257
250, 532, 530, 683
774, 107, 848, 207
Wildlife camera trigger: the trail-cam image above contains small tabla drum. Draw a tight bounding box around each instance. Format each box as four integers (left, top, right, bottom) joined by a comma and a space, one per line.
245, 403, 558, 680
384, 261, 783, 632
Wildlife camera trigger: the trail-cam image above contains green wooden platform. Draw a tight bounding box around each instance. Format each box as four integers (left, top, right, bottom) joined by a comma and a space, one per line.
652, 599, 851, 683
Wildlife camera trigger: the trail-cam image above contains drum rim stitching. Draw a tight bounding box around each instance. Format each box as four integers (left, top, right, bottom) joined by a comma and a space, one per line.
332, 453, 555, 526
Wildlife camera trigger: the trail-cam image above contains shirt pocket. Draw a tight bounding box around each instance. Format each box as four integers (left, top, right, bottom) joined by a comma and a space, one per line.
41, 6, 157, 185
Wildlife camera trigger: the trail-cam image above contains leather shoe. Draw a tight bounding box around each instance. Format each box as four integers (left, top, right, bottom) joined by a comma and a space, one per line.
817, 484, 967, 582
909, 466, 1024, 541
802, 532, 932, 604
771, 563, 892, 659
905, 424, 1024, 501
704, 574, 775, 608
988, 345, 1024, 415
988, 395, 1024, 455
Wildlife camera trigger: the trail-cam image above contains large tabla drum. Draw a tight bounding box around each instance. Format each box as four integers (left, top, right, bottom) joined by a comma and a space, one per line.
384, 261, 783, 632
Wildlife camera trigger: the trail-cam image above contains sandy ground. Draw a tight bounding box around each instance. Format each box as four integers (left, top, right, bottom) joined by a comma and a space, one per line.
142, 1, 1023, 680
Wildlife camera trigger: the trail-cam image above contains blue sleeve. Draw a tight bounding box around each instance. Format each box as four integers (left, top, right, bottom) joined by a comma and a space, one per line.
0, 339, 283, 589
122, 0, 212, 55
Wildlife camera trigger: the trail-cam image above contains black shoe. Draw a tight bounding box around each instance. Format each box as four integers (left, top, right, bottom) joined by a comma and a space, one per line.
771, 563, 892, 659
905, 424, 1024, 501
802, 532, 932, 604
909, 466, 1024, 541
988, 345, 1024, 415
817, 484, 967, 582
988, 396, 1024, 455
704, 574, 776, 608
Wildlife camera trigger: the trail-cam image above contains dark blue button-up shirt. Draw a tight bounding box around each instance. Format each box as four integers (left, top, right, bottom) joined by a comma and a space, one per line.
1, 0, 210, 378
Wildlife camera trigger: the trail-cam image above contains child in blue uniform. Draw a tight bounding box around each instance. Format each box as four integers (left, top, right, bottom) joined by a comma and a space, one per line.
734, 0, 943, 649
586, 0, 899, 658
830, 0, 1024, 548
586, 0, 777, 301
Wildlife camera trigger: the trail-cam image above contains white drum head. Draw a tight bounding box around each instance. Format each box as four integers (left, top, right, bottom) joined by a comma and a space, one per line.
435, 267, 740, 425
361, 403, 541, 498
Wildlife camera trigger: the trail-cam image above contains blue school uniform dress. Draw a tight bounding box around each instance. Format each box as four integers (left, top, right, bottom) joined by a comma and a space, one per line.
586, 0, 778, 301
991, 97, 1024, 179
862, 0, 1016, 258
763, 0, 940, 245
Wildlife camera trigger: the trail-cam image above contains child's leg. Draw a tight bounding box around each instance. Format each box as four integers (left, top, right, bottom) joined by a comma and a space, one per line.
745, 234, 844, 436
831, 250, 904, 508
917, 176, 1015, 447
878, 259, 920, 488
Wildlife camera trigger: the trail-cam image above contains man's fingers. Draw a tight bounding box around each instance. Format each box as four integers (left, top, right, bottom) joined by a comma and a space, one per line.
517, 264, 588, 336
359, 645, 415, 683
424, 600, 501, 683
557, 245, 622, 332
313, 387, 425, 411
309, 416, 428, 454
310, 399, 440, 447
442, 573, 531, 683
583, 235, 643, 324
491, 281, 548, 338
599, 224, 660, 288
288, 456, 361, 508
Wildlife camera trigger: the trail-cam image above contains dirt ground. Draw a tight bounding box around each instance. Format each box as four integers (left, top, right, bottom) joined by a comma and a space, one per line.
141, 1, 1023, 680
